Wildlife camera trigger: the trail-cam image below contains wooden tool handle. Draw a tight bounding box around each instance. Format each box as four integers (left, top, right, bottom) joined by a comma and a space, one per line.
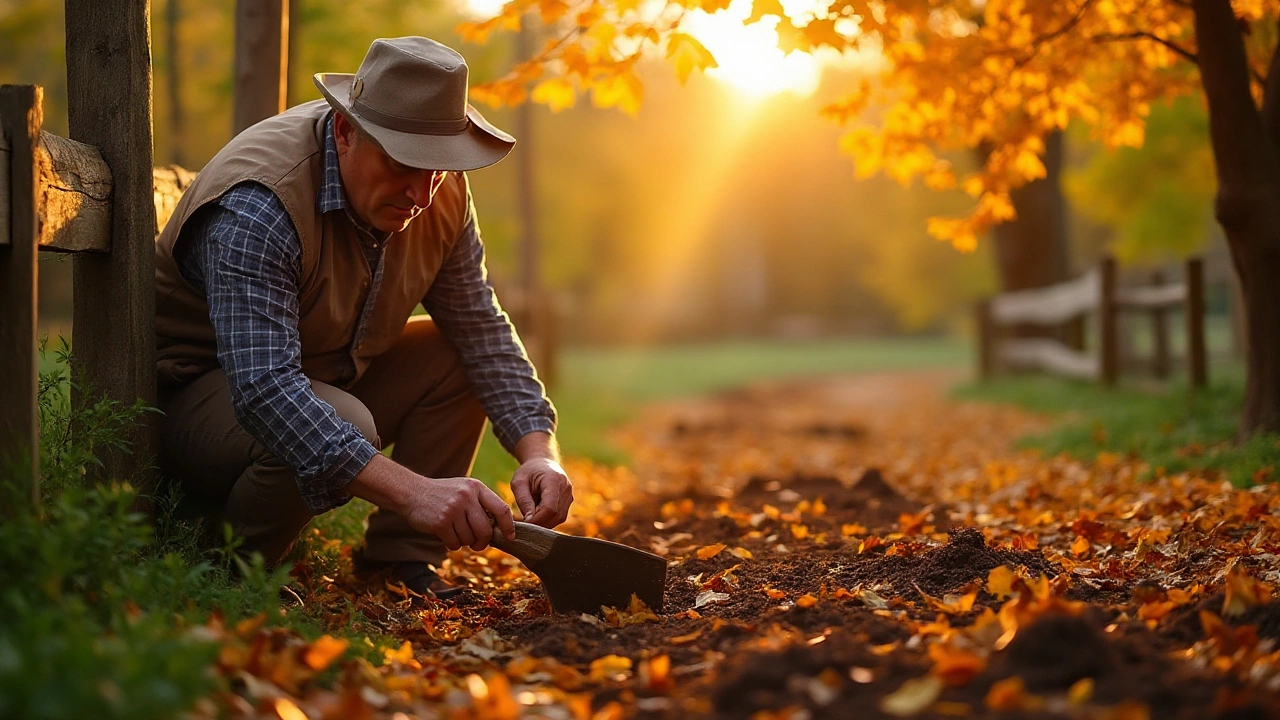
491, 521, 557, 564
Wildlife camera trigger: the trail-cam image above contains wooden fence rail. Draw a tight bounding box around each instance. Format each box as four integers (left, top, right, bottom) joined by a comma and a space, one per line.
977, 256, 1208, 388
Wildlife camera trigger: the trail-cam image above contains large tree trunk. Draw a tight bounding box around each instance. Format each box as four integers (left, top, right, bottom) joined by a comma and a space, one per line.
989, 131, 1071, 292
1193, 0, 1280, 436
981, 132, 1081, 348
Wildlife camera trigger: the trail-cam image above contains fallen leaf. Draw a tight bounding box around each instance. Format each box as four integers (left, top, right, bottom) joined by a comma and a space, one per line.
880, 676, 943, 716
303, 635, 348, 671
987, 565, 1015, 600
695, 590, 731, 608
796, 593, 819, 608
589, 655, 634, 681
697, 543, 727, 560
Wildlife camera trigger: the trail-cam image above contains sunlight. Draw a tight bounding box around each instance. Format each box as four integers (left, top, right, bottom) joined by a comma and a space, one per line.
684, 9, 824, 99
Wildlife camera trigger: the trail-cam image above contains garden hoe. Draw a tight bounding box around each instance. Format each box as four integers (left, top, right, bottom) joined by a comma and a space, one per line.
492, 522, 668, 615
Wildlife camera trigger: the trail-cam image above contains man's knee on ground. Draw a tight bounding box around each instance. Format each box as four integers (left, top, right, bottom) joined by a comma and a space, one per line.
311, 380, 380, 448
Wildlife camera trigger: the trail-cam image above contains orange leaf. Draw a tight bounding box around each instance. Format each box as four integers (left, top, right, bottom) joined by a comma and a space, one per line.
1071, 535, 1091, 557
985, 676, 1028, 710
796, 593, 819, 608
273, 698, 308, 720
987, 566, 1015, 600
928, 643, 986, 687
303, 635, 349, 671
696, 543, 727, 560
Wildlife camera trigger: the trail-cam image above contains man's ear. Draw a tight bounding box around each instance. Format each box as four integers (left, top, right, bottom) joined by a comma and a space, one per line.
334, 112, 357, 152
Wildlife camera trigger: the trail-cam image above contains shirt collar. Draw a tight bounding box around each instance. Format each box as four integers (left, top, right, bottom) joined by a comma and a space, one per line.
319, 113, 388, 243
318, 114, 346, 214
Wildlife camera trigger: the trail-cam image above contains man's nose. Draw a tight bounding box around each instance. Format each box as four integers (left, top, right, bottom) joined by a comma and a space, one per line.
405, 170, 435, 207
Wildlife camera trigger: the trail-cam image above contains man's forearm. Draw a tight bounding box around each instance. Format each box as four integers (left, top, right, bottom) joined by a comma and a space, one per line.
513, 431, 560, 464
346, 453, 413, 516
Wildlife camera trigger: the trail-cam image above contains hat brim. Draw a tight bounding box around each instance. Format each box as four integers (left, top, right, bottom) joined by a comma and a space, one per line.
314, 73, 515, 172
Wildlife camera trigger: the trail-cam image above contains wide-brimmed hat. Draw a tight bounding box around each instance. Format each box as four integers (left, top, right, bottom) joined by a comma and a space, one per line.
314, 37, 514, 172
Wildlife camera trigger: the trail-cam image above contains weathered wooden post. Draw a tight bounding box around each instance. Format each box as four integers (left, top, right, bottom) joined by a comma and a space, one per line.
1150, 270, 1171, 380
1187, 258, 1208, 389
976, 298, 995, 380
1099, 255, 1118, 387
65, 0, 158, 489
0, 85, 42, 505
234, 0, 289, 134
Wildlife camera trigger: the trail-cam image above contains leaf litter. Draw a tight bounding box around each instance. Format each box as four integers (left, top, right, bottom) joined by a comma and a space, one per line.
193, 371, 1280, 718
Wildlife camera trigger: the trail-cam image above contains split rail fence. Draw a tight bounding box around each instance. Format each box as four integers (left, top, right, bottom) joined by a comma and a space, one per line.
976, 256, 1208, 388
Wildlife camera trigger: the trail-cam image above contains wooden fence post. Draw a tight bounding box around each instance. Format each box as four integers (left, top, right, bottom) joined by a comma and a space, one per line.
976, 298, 995, 380
0, 85, 42, 506
1187, 258, 1208, 389
1150, 270, 1170, 380
1099, 256, 1118, 387
234, 0, 288, 134
65, 0, 157, 491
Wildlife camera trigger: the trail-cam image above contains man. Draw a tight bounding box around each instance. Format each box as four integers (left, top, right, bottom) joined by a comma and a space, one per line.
153, 37, 572, 599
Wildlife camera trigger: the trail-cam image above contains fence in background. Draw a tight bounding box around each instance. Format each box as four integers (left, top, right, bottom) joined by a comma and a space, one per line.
976, 256, 1207, 388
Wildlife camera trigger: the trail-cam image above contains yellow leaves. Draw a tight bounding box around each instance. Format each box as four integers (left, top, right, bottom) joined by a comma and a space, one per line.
588, 654, 633, 681
1223, 566, 1272, 617
696, 543, 727, 559
917, 586, 977, 615
383, 640, 416, 666
466, 673, 521, 720
880, 676, 944, 716
987, 566, 1015, 600
302, 635, 348, 672
590, 71, 644, 117
640, 654, 673, 693
985, 676, 1042, 712
1071, 535, 1092, 558
790, 523, 810, 540
272, 698, 308, 720
531, 78, 576, 112
745, 0, 787, 25
730, 546, 754, 559
1068, 677, 1095, 705
603, 594, 660, 627
666, 33, 717, 85
927, 642, 986, 687
841, 523, 868, 537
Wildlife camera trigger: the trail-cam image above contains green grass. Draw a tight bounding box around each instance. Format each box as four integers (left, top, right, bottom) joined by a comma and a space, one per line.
953, 364, 1280, 486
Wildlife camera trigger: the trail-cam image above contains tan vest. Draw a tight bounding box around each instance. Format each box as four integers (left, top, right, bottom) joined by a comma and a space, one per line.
155, 100, 468, 390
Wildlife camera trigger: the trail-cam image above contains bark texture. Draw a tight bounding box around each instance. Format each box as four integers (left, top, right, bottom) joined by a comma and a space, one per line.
1193, 0, 1280, 436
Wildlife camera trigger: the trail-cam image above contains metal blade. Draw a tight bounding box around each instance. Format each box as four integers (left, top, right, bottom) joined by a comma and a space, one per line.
525, 534, 668, 614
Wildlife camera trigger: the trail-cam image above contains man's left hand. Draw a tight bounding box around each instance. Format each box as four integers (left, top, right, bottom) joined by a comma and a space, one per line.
510, 457, 573, 528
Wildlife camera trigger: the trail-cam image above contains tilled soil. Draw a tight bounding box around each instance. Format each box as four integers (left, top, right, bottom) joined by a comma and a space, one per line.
264, 371, 1280, 720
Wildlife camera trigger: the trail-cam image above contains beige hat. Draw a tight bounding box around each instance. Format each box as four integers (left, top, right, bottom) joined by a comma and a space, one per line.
314, 37, 514, 171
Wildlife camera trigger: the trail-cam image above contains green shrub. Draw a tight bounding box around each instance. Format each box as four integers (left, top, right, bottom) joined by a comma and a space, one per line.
0, 342, 291, 720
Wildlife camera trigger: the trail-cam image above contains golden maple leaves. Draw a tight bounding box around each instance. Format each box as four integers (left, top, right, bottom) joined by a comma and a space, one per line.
458, 0, 1280, 251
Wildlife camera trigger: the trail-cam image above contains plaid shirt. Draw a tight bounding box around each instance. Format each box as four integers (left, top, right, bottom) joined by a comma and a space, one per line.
176, 116, 555, 513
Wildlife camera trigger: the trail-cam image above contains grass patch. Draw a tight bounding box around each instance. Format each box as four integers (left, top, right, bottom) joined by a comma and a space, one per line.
954, 366, 1280, 486
0, 343, 396, 719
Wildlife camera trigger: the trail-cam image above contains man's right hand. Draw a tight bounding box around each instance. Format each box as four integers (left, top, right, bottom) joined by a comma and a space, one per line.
349, 454, 515, 551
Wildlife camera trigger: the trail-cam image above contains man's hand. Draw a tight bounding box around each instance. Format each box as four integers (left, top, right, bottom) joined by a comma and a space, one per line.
348, 454, 515, 551
402, 476, 516, 551
510, 457, 573, 527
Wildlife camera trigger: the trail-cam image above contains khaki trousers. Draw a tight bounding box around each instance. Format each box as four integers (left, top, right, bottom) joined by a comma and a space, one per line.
158, 316, 487, 568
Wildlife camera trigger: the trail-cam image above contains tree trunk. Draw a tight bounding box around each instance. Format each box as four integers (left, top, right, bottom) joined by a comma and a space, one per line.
981, 131, 1081, 347
1193, 0, 1280, 436
989, 131, 1070, 292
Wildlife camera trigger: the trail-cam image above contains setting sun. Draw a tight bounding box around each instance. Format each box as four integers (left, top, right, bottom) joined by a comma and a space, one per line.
683, 7, 823, 99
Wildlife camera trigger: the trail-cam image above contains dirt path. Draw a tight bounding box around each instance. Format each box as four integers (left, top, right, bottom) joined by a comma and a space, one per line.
213, 370, 1280, 719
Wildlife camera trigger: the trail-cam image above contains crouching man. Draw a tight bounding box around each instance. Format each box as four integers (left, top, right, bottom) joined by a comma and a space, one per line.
153, 37, 572, 599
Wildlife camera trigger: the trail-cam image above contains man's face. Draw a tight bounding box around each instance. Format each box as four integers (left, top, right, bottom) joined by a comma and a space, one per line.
335, 113, 447, 234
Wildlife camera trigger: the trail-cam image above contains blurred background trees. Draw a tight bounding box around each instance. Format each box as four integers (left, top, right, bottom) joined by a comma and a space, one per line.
0, 0, 1230, 350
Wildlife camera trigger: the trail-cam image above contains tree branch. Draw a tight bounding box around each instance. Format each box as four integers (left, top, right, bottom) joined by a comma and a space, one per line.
1013, 0, 1096, 68
1089, 31, 1200, 66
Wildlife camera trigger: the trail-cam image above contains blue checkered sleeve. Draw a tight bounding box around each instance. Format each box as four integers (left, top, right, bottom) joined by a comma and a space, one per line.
423, 184, 557, 453
188, 183, 376, 513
